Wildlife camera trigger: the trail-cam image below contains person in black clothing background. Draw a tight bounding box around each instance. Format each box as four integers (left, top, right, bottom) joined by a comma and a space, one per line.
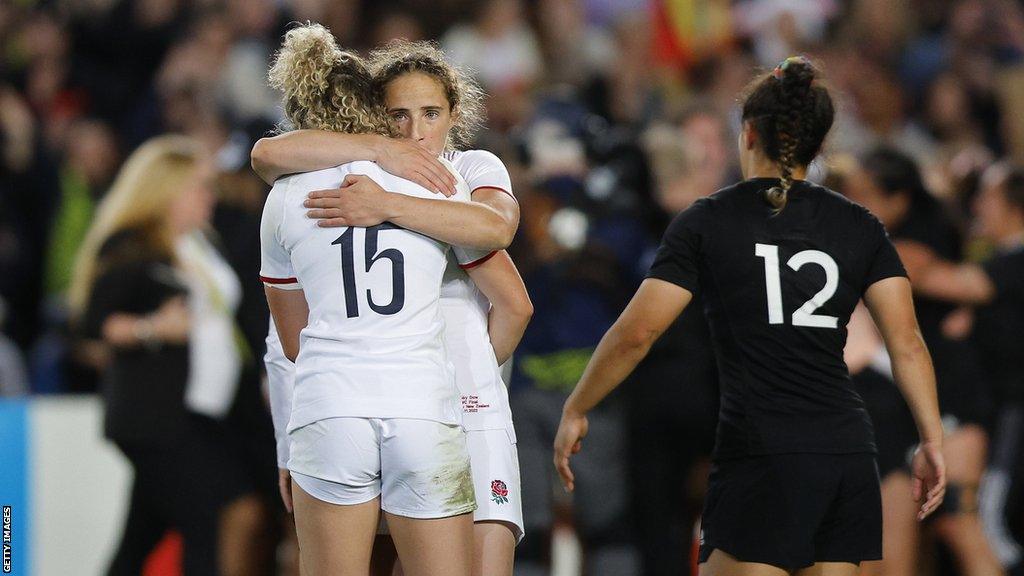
833, 150, 1003, 576
905, 164, 1024, 575
553, 57, 946, 575
625, 106, 732, 576
69, 135, 263, 576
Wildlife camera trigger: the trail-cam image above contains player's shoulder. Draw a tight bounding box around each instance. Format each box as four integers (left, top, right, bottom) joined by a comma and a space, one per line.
808, 181, 884, 226
447, 148, 503, 165
689, 180, 748, 215
446, 149, 508, 174
806, 180, 860, 207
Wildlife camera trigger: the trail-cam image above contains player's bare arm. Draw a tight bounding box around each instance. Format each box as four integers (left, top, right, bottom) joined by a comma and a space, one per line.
264, 287, 309, 363
464, 251, 533, 365
305, 174, 516, 251
251, 129, 456, 195
554, 278, 692, 492
863, 276, 946, 520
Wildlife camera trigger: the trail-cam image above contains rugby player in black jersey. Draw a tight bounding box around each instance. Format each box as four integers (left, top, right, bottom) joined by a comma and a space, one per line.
553, 57, 946, 575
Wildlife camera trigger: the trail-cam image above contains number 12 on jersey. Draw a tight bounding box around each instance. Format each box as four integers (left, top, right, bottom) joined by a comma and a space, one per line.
755, 243, 839, 329
333, 224, 406, 318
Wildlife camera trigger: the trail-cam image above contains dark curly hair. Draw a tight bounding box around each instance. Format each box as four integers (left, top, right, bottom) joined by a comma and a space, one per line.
741, 56, 834, 212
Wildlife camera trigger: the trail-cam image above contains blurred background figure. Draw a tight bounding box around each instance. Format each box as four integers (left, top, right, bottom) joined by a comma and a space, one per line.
2, 0, 1024, 574
831, 151, 1004, 576
68, 135, 274, 576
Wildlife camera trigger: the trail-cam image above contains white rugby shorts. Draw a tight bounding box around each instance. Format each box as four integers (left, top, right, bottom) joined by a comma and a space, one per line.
288, 417, 476, 519
376, 426, 524, 542
467, 427, 524, 543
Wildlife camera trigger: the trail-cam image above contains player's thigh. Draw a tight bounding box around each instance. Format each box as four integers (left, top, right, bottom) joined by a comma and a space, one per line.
291, 483, 380, 576
699, 549, 790, 576
944, 423, 989, 482
385, 511, 474, 576
793, 562, 859, 576
859, 472, 918, 576
473, 521, 517, 576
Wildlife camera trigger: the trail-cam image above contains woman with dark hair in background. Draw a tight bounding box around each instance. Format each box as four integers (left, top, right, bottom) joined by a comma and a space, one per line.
835, 149, 1004, 576
553, 57, 946, 576
625, 105, 732, 575
69, 135, 264, 576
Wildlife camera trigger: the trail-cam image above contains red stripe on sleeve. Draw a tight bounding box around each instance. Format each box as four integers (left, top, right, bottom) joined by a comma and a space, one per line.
459, 251, 498, 270
260, 275, 298, 285
471, 186, 516, 203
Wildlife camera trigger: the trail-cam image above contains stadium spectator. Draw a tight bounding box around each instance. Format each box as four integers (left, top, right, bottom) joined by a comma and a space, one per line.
69, 135, 268, 576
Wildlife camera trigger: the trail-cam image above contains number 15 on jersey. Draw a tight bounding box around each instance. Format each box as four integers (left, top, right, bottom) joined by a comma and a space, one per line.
755, 243, 839, 329
333, 224, 407, 318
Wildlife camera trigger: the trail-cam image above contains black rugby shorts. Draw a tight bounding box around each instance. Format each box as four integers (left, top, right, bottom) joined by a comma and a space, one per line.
698, 452, 882, 570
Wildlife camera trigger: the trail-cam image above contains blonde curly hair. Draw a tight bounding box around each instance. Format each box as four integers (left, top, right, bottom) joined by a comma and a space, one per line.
268, 23, 391, 136
368, 39, 486, 150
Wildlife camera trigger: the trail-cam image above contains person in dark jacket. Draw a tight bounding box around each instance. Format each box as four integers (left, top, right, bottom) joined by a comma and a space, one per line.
69, 135, 262, 576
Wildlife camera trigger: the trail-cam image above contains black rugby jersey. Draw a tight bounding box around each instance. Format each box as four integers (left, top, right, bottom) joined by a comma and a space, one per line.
977, 246, 1024, 403
647, 178, 907, 459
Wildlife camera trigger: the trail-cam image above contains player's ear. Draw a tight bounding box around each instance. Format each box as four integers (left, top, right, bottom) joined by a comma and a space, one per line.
742, 121, 757, 150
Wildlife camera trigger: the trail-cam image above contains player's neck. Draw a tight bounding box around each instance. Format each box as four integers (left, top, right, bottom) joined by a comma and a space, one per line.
742, 157, 808, 182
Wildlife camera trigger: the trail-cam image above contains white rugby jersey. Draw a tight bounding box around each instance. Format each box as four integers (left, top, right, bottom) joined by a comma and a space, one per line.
260, 160, 475, 432
440, 149, 518, 431
263, 323, 292, 468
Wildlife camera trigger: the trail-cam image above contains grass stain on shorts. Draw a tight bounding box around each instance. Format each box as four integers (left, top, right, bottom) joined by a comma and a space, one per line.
431, 424, 477, 514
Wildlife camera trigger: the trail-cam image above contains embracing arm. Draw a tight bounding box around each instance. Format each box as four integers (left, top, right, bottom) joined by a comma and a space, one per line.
250, 129, 456, 194
305, 174, 519, 251
387, 190, 518, 250
264, 287, 309, 363
554, 279, 692, 490
913, 261, 994, 305
465, 251, 533, 365
897, 241, 994, 305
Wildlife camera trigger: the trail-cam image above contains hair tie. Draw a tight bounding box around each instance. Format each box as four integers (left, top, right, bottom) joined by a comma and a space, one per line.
772, 55, 810, 80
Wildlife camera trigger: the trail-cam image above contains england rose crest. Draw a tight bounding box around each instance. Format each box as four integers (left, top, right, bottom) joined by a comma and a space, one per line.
490, 480, 509, 504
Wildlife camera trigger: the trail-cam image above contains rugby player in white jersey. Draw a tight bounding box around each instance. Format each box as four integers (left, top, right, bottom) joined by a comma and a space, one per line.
254, 39, 529, 575
259, 26, 532, 576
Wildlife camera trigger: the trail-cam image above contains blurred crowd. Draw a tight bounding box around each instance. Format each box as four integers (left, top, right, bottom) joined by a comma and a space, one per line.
3, 0, 1024, 574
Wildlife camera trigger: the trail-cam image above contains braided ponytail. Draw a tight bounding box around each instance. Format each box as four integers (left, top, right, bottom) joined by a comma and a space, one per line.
742, 56, 834, 213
